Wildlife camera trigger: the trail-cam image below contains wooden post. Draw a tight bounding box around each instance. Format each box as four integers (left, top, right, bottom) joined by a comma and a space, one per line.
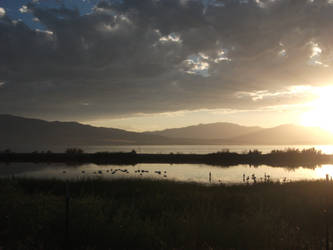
326, 174, 329, 250
65, 181, 70, 249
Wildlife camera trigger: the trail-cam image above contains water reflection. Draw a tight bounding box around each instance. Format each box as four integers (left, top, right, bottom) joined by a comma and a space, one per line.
14, 144, 333, 154
83, 145, 333, 155
1, 163, 332, 184
314, 164, 333, 178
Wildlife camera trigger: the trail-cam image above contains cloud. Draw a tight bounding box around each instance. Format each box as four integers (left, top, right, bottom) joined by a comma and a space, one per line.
19, 5, 30, 13
0, 7, 5, 17
1, 0, 333, 121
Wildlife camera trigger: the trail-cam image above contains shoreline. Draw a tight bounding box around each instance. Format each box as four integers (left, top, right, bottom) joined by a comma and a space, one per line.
1, 148, 332, 167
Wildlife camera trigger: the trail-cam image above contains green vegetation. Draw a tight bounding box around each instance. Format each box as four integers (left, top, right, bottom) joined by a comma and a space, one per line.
65, 148, 84, 155
1, 178, 333, 249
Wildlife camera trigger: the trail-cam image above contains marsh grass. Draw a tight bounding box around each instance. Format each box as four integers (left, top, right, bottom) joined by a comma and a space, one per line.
0, 147, 331, 168
0, 178, 333, 249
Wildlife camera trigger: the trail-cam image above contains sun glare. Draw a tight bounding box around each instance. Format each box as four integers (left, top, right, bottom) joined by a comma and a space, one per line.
315, 165, 333, 179
300, 86, 333, 133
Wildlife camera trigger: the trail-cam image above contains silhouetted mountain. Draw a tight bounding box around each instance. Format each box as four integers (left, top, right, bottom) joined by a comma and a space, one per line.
1, 115, 333, 152
0, 114, 183, 151
226, 124, 333, 145
149, 122, 263, 140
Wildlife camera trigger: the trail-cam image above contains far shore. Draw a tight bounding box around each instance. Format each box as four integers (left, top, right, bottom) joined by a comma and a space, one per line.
0, 148, 332, 168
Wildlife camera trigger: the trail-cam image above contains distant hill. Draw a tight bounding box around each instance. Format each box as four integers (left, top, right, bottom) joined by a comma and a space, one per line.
226, 124, 333, 145
148, 122, 263, 140
0, 114, 181, 151
1, 114, 333, 152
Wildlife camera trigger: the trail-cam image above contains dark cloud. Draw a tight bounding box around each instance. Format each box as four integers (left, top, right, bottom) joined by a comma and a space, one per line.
1, 0, 333, 120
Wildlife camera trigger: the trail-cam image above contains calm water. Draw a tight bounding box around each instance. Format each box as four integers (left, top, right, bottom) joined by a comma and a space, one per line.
1, 162, 333, 184
13, 144, 333, 154
60, 144, 333, 154
3, 145, 333, 184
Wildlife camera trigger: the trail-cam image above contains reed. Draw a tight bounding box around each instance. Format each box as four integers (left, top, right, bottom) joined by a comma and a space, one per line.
0, 178, 332, 249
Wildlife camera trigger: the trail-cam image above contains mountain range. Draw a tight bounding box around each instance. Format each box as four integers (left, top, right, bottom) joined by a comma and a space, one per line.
1, 114, 333, 152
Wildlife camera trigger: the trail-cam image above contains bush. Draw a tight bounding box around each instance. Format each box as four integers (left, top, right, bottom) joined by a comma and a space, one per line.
65, 148, 84, 154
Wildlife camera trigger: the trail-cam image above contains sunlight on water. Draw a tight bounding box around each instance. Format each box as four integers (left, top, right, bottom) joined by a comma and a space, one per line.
315, 145, 333, 154
1, 163, 333, 184
24, 144, 333, 154
80, 145, 333, 154
314, 165, 333, 178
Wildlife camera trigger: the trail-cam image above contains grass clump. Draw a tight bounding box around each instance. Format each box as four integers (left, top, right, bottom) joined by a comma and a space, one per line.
0, 178, 332, 249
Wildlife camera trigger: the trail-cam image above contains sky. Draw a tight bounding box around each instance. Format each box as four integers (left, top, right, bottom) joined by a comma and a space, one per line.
1, 0, 333, 131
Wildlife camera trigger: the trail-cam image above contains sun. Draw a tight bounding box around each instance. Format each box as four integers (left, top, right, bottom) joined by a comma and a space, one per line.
300, 86, 333, 133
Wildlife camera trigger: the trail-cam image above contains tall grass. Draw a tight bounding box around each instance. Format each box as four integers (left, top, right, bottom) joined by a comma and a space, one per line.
0, 178, 333, 249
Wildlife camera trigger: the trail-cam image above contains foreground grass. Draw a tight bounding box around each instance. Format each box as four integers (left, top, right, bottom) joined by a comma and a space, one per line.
1, 178, 333, 249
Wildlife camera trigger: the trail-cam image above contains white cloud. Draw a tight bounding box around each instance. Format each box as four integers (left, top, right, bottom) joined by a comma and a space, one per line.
184, 57, 210, 77
278, 49, 287, 57
214, 49, 231, 63
179, 0, 190, 6
0, 7, 5, 17
255, 0, 266, 8
308, 41, 329, 67
159, 33, 182, 43
100, 23, 119, 32
93, 6, 116, 16
19, 5, 29, 13
310, 42, 322, 58
236, 85, 316, 102
255, 0, 276, 8
35, 29, 54, 36
182, 53, 211, 77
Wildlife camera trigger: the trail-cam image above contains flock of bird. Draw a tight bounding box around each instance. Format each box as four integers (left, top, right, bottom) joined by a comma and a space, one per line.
62, 168, 168, 178
61, 169, 288, 184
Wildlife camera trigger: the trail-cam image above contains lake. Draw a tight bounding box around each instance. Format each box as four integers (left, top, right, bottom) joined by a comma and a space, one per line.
13, 144, 333, 154
1, 162, 332, 184
3, 145, 333, 184
58, 144, 333, 154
